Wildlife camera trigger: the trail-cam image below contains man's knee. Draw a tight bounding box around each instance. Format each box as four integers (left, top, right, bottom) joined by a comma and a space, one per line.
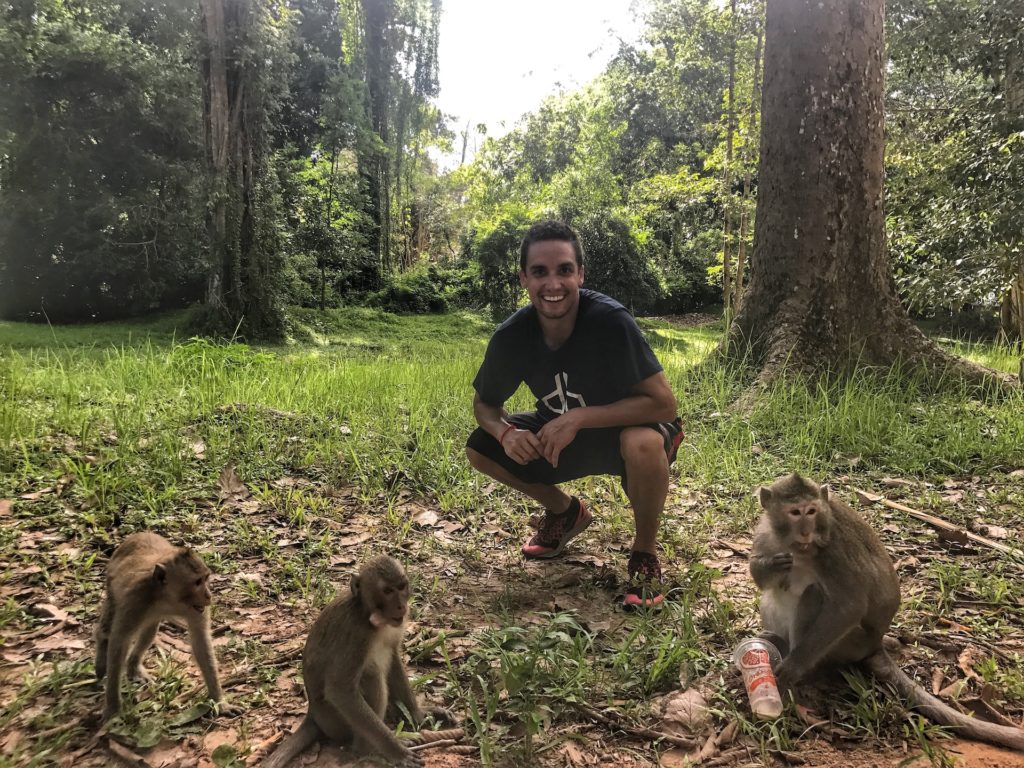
620, 427, 667, 467
466, 446, 486, 472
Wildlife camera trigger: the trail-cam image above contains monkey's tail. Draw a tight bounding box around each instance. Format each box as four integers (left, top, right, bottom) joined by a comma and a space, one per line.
262, 716, 320, 768
866, 651, 1024, 752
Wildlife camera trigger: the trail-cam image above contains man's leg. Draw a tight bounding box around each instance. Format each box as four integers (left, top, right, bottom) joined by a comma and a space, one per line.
621, 426, 669, 608
620, 426, 669, 554
465, 448, 571, 513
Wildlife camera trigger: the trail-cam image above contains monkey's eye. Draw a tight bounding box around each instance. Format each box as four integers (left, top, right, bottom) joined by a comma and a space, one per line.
194, 578, 203, 587
383, 586, 395, 596
787, 508, 801, 517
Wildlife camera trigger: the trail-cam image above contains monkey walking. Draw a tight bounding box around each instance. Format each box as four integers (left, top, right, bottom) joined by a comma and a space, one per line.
264, 555, 448, 768
750, 473, 1024, 751
94, 532, 228, 721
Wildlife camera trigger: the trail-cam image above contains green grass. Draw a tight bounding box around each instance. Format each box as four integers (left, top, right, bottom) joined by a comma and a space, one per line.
1, 308, 1022, 767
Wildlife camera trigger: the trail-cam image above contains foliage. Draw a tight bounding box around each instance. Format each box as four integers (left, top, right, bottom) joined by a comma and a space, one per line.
573, 212, 665, 313
0, 0, 206, 321
469, 211, 532, 322
886, 0, 1024, 332
366, 261, 480, 314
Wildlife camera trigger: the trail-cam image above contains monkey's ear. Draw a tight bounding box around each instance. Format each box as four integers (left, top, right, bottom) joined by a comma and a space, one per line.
152, 563, 167, 584
819, 485, 830, 503
758, 487, 772, 507
350, 573, 361, 596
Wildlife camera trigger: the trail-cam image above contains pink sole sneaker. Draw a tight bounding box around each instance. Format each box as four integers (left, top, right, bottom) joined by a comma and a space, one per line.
623, 589, 665, 609
521, 501, 594, 559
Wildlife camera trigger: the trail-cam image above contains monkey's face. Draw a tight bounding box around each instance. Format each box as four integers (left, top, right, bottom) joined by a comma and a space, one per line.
173, 560, 213, 613
775, 500, 824, 553
362, 575, 410, 629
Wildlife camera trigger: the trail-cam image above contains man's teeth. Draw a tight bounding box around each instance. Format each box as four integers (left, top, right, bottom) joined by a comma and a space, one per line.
542, 295, 564, 302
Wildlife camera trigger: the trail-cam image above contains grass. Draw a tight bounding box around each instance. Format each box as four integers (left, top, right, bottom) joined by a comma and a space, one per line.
1, 308, 1022, 767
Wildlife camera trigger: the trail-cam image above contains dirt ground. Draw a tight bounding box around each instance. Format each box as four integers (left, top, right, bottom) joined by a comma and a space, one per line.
2, 471, 1023, 767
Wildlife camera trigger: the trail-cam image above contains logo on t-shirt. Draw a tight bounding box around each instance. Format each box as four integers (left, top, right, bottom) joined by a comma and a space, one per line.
541, 372, 587, 414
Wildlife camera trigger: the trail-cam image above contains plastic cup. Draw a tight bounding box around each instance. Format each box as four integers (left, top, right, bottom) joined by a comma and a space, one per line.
732, 636, 784, 719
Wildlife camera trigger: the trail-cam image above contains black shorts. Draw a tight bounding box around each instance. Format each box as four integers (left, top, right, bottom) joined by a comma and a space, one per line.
466, 413, 683, 486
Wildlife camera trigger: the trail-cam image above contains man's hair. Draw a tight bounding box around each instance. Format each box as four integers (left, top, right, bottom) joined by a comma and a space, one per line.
519, 220, 584, 272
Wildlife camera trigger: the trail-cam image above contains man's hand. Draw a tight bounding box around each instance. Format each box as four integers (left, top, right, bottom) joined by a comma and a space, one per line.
536, 410, 583, 468
502, 427, 543, 465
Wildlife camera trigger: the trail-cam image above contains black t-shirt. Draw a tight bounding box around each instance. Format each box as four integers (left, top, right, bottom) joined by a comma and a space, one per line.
473, 289, 663, 421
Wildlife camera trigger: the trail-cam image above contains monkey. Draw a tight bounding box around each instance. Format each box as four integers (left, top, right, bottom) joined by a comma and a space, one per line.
94, 532, 227, 722
749, 473, 1024, 751
263, 554, 447, 768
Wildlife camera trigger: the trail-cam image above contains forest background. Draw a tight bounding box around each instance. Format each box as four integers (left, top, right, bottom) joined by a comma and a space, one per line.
1, 0, 1022, 341
2, 2, 1024, 767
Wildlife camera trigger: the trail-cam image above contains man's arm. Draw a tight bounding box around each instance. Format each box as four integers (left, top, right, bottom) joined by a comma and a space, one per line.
537, 371, 677, 467
473, 392, 543, 465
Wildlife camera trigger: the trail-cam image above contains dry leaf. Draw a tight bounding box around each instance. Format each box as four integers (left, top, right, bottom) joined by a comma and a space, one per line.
19, 488, 53, 500
931, 667, 945, 695
191, 440, 206, 458
33, 634, 87, 652
662, 688, 711, 731
881, 477, 915, 488
29, 603, 70, 623
660, 747, 696, 768
969, 519, 1009, 539
413, 509, 439, 527
559, 740, 588, 767
937, 679, 968, 700
217, 465, 248, 498
1009, 469, 1024, 478
856, 490, 884, 505
936, 527, 969, 545
0, 499, 12, 517
337, 531, 371, 547
958, 646, 985, 679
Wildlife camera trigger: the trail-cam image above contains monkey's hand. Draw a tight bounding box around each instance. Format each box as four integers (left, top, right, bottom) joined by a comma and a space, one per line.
750, 551, 793, 589
388, 745, 422, 768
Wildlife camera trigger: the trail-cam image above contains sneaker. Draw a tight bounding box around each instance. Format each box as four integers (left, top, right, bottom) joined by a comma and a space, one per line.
521, 498, 593, 559
624, 550, 664, 608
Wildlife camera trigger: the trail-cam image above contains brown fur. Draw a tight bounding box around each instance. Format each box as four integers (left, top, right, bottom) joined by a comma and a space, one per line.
263, 555, 428, 768
751, 473, 1024, 751
94, 532, 224, 721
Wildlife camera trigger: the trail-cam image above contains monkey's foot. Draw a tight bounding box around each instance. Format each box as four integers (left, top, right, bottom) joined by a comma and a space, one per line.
624, 550, 664, 608
521, 497, 593, 559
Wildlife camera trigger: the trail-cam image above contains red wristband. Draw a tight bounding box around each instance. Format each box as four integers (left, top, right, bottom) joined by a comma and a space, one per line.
498, 423, 517, 446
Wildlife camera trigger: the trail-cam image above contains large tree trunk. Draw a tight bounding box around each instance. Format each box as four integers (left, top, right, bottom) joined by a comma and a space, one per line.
200, 0, 283, 339
723, 0, 1013, 388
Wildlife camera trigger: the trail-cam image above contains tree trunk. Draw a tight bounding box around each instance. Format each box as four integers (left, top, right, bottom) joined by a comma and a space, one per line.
733, 23, 763, 312
721, 0, 737, 315
722, 0, 1012, 389
200, 0, 282, 339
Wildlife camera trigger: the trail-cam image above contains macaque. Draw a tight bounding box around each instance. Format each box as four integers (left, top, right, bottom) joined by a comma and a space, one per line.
264, 555, 445, 768
94, 532, 226, 721
750, 473, 1024, 751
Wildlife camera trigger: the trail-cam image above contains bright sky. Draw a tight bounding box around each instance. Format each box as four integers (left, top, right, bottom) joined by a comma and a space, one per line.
435, 0, 645, 167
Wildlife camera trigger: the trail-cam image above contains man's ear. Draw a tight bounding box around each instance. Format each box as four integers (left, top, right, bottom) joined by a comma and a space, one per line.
519, 270, 528, 288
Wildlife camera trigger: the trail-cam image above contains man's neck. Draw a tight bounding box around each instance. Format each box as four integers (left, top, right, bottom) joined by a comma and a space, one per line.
539, 306, 579, 350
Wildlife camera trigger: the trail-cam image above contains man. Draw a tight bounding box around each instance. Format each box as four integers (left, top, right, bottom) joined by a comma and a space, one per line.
466, 220, 683, 608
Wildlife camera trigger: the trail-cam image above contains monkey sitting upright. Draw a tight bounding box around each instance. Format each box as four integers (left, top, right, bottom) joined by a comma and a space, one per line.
94, 532, 227, 721
264, 554, 446, 768
750, 473, 1024, 751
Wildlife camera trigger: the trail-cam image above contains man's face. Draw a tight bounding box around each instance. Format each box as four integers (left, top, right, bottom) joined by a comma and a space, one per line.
519, 239, 584, 322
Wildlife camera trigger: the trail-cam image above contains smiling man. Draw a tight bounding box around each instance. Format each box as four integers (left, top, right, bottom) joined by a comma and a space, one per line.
466, 220, 683, 608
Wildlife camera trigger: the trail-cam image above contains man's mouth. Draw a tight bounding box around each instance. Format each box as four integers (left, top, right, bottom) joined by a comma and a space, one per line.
542, 295, 565, 303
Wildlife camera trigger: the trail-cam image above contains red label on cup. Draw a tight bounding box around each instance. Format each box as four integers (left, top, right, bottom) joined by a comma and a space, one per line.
740, 649, 770, 667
